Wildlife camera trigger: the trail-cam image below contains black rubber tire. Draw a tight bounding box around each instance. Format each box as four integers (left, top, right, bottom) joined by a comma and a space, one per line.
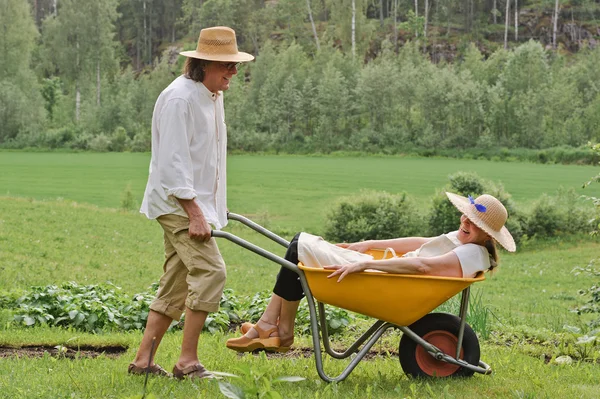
399, 313, 480, 378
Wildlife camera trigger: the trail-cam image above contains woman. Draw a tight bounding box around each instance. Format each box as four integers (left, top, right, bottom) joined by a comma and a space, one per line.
226, 192, 516, 353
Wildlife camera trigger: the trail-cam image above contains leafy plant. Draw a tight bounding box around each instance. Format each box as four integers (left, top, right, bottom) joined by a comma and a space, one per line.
9, 282, 155, 332
240, 290, 354, 336
240, 290, 272, 324
295, 302, 354, 336
573, 260, 600, 328
561, 325, 599, 361
216, 360, 305, 399
573, 142, 600, 329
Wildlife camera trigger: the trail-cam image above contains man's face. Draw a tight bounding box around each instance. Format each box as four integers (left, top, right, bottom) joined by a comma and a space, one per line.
202, 61, 239, 93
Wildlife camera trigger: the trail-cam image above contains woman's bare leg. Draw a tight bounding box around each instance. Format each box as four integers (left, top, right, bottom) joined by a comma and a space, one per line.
244, 294, 300, 346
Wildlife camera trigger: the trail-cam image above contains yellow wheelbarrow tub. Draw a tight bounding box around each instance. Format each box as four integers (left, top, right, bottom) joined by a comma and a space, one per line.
299, 249, 485, 327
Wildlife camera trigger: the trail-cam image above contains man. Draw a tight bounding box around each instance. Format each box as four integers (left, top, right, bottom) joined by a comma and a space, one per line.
128, 26, 254, 380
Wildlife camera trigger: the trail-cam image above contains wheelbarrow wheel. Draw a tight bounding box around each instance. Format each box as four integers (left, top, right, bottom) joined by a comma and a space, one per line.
399, 312, 480, 378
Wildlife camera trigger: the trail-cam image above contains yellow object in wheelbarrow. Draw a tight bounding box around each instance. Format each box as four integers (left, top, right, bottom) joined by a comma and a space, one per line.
299, 252, 485, 327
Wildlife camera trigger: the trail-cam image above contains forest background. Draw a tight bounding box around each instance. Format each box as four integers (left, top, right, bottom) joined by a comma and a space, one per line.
2, 0, 600, 159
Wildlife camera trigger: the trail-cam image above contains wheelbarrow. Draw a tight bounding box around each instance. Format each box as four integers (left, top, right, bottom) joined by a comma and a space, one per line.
212, 213, 492, 382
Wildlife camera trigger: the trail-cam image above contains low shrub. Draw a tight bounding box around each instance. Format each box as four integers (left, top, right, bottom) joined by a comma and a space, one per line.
89, 134, 110, 152
324, 190, 424, 242
109, 127, 129, 152
524, 188, 591, 238
130, 129, 151, 152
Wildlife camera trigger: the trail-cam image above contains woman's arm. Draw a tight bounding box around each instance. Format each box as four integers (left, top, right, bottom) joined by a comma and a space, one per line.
337, 237, 433, 254
324, 251, 463, 282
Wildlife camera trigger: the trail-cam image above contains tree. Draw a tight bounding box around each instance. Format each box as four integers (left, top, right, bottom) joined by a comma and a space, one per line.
324, 0, 374, 59
514, 0, 518, 41
553, 0, 560, 50
306, 0, 320, 50
41, 0, 119, 122
504, 0, 510, 49
0, 0, 44, 142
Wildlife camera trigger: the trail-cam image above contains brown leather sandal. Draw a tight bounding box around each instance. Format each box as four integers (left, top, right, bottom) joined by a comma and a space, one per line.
128, 363, 172, 377
172, 363, 216, 380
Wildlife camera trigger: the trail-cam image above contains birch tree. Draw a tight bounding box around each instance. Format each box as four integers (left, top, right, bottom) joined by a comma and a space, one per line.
0, 0, 44, 142
504, 0, 510, 49
514, 0, 518, 41
325, 0, 372, 58
307, 0, 320, 50
414, 0, 419, 37
41, 0, 119, 121
352, 0, 356, 58
394, 0, 398, 51
553, 0, 560, 49
424, 0, 429, 38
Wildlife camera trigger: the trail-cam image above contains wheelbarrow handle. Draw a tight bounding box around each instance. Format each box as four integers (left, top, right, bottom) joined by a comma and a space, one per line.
226, 212, 290, 248
211, 230, 298, 273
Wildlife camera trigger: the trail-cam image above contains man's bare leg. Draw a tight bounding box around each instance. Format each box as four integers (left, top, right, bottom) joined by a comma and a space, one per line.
175, 307, 208, 369
131, 309, 173, 367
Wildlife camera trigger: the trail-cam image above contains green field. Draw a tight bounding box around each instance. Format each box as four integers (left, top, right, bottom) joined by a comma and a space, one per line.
1, 151, 599, 398
1, 151, 598, 233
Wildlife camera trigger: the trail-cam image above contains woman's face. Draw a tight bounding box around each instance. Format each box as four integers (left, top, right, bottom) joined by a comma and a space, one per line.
457, 214, 489, 245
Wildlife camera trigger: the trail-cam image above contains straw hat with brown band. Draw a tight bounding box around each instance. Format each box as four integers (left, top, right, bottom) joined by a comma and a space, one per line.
180, 26, 255, 63
445, 192, 516, 252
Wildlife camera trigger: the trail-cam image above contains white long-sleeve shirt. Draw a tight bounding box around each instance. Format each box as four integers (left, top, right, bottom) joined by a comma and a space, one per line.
140, 75, 228, 229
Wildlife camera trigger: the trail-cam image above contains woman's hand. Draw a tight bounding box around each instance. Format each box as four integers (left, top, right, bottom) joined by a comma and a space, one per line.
335, 241, 371, 253
324, 262, 367, 282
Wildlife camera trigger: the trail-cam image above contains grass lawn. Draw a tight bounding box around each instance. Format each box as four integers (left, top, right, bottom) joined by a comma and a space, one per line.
1, 151, 598, 233
1, 329, 599, 399
1, 151, 599, 398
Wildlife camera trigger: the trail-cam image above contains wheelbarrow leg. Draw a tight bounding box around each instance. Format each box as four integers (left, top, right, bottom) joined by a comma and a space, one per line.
456, 287, 470, 359
301, 277, 394, 382
318, 301, 387, 359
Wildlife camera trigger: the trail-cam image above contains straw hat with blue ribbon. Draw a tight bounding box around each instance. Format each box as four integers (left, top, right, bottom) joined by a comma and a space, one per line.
445, 192, 516, 252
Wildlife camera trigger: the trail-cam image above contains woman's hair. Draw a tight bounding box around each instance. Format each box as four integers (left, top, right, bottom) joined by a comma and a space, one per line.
485, 239, 499, 273
183, 57, 210, 82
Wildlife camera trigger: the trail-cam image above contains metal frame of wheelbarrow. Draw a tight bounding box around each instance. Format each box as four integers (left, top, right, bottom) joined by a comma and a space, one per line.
213, 213, 492, 382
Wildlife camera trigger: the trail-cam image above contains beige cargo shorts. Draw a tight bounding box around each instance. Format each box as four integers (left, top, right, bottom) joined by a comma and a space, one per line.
149, 214, 226, 320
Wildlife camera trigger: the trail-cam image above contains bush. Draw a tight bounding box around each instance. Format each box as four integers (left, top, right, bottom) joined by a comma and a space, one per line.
228, 130, 274, 152
42, 126, 77, 149
524, 189, 591, 238
427, 171, 524, 244
130, 129, 151, 152
324, 190, 424, 242
89, 134, 110, 152
69, 133, 94, 150
109, 126, 129, 152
